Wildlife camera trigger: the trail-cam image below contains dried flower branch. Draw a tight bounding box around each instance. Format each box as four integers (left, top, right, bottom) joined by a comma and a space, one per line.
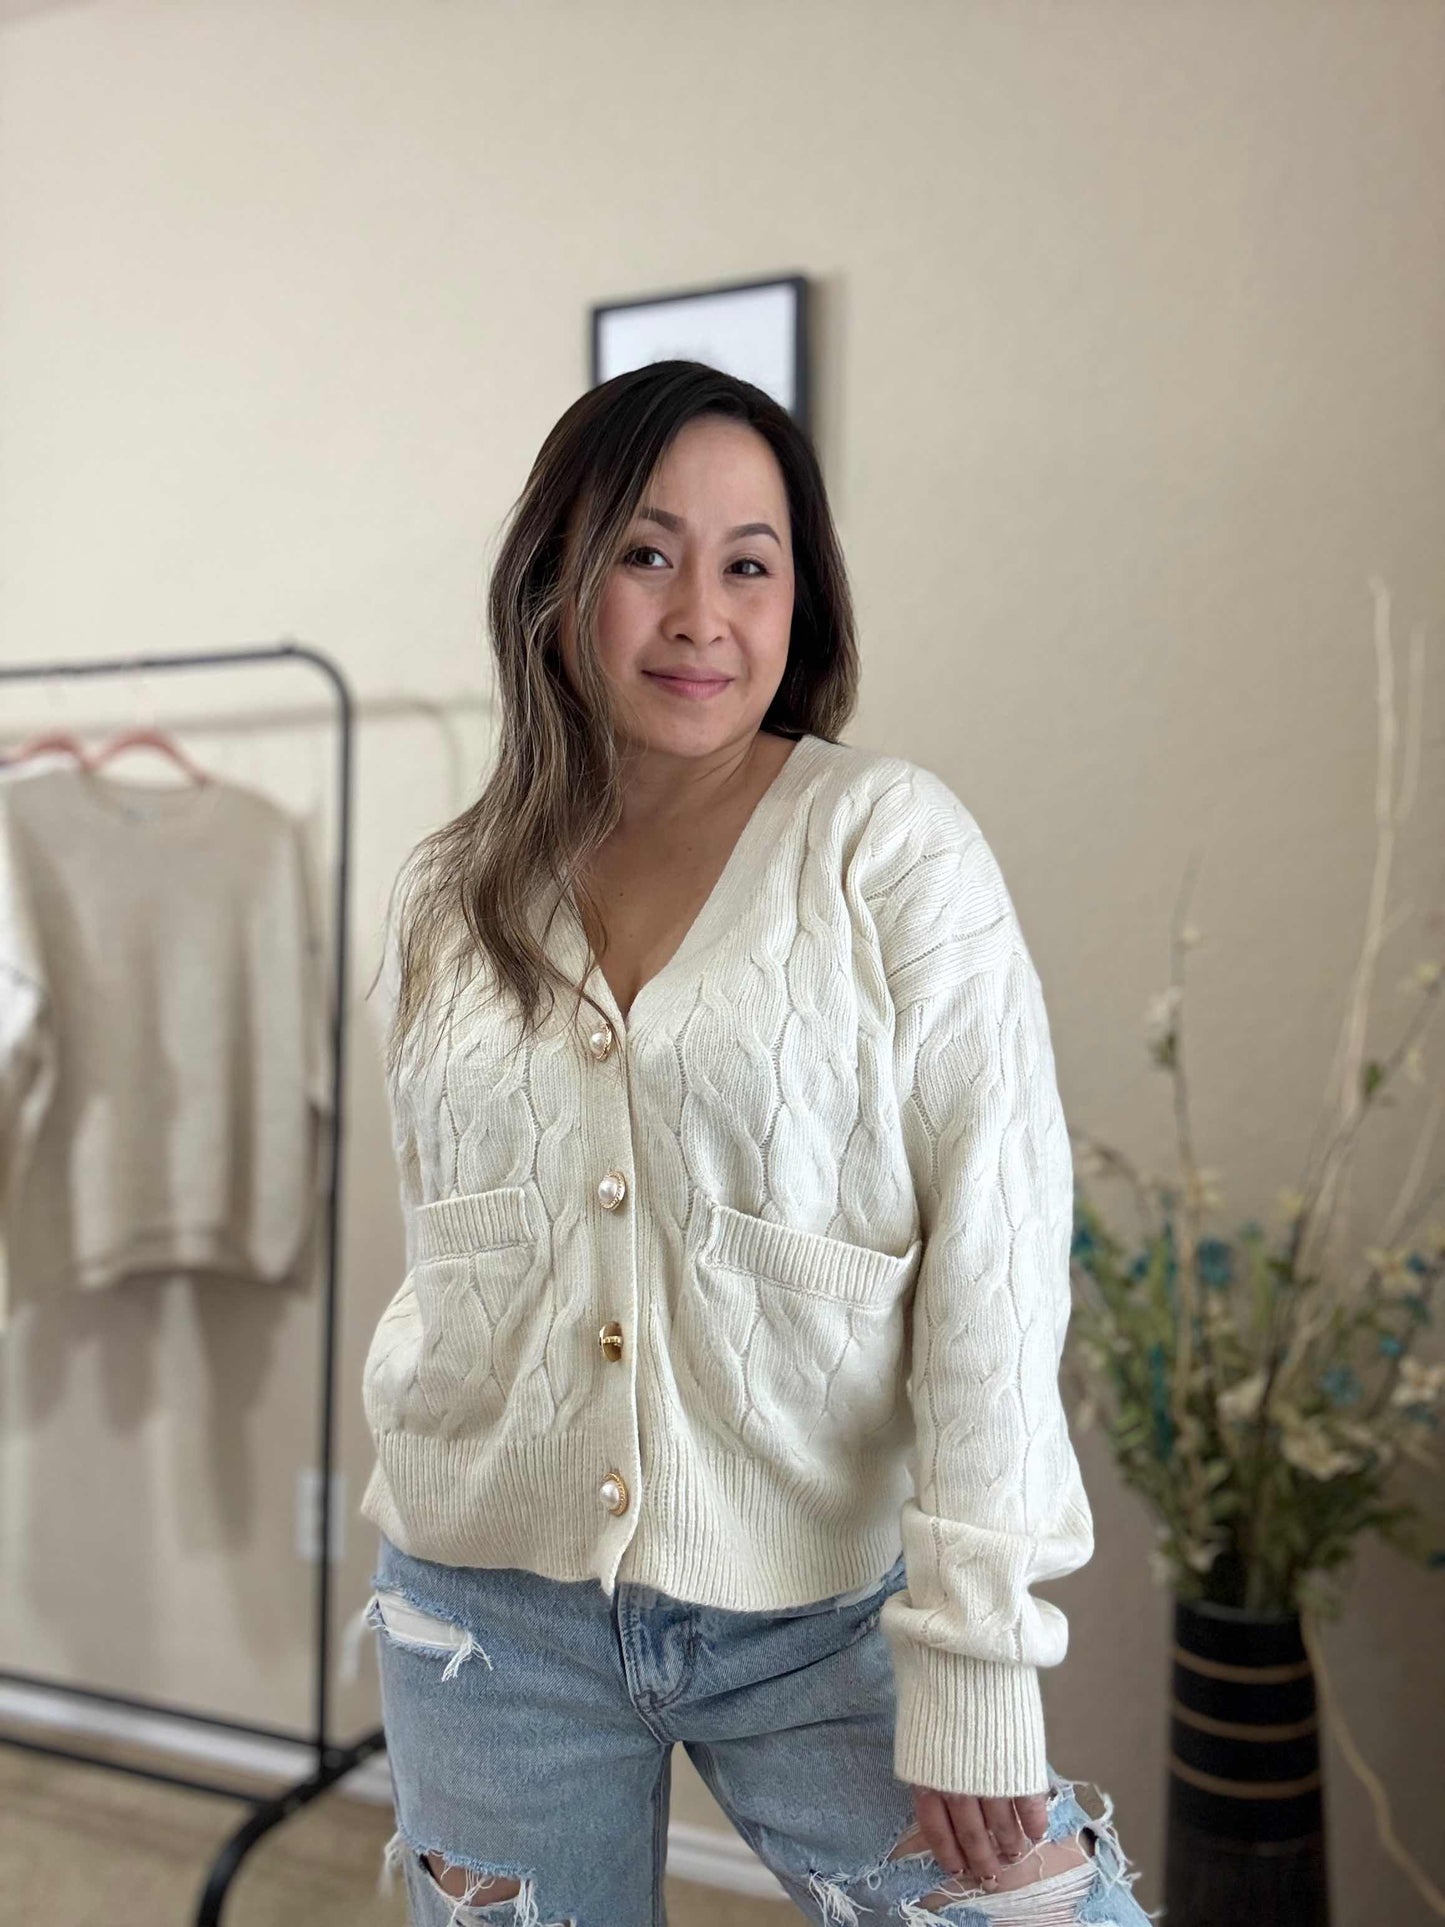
1068, 579, 1445, 1615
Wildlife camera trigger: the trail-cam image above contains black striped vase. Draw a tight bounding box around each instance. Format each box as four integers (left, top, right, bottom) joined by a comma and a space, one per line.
1165, 1596, 1330, 1926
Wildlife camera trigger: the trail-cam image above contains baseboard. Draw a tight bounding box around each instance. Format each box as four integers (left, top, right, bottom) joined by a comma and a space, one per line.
0, 1681, 790, 1901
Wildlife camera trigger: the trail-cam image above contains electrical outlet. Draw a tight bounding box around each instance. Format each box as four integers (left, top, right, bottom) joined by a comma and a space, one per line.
296, 1468, 347, 1563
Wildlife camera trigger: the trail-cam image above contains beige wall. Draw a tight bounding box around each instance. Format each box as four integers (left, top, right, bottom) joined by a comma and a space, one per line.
2, 1, 1442, 1918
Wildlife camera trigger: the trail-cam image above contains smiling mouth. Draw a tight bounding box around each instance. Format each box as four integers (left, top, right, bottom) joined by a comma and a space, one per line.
645, 671, 731, 687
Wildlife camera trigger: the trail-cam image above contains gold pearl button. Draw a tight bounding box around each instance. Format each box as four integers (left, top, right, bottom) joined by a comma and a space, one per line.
598, 1320, 623, 1362
599, 1470, 629, 1515
587, 1021, 615, 1061
597, 1170, 628, 1211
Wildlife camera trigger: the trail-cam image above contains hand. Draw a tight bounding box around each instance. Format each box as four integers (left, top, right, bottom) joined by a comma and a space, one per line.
907, 1784, 1050, 1886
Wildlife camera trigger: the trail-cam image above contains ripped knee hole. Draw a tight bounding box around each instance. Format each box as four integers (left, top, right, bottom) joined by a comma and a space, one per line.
892, 1824, 1097, 1911
421, 1848, 522, 1904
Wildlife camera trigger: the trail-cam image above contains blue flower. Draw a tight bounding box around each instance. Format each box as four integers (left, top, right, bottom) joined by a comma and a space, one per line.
1195, 1238, 1235, 1288
1071, 1222, 1097, 1260
1379, 1333, 1405, 1358
1406, 1252, 1431, 1275
1320, 1365, 1363, 1406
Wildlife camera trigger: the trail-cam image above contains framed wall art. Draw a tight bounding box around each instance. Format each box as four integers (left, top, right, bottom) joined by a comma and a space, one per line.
590, 272, 811, 433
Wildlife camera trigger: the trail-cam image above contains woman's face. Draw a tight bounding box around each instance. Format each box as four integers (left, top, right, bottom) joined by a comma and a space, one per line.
559, 415, 796, 759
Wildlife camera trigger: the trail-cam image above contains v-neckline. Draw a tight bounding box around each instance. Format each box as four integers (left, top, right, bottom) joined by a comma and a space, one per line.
560, 731, 823, 1037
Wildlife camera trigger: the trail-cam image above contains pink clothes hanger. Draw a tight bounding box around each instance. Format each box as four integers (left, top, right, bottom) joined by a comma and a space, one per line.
5, 730, 95, 768
88, 727, 213, 785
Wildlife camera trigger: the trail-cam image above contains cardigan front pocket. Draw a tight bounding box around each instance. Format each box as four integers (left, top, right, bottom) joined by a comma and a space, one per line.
363, 1185, 545, 1440
701, 1200, 921, 1308
679, 1198, 922, 1466
412, 1183, 534, 1262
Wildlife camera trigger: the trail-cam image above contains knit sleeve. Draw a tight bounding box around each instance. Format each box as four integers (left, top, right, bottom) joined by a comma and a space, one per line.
863, 769, 1094, 1799
373, 881, 423, 1271
0, 794, 57, 1329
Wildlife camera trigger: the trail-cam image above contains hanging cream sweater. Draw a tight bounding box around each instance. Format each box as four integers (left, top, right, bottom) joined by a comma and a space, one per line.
0, 762, 333, 1327
359, 730, 1093, 1799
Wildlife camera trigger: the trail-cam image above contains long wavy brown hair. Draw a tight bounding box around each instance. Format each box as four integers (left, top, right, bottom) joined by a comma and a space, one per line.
377, 358, 860, 1079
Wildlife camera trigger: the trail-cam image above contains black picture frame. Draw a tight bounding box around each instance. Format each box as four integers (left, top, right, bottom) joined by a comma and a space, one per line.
589, 272, 811, 436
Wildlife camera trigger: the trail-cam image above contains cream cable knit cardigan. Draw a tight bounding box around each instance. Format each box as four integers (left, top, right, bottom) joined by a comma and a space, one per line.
359, 730, 1093, 1798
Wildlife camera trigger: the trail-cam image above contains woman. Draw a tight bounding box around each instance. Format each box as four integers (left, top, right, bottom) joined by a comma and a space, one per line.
359, 360, 1150, 1927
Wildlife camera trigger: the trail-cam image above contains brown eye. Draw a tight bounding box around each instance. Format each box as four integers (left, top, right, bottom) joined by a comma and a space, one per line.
620, 546, 767, 577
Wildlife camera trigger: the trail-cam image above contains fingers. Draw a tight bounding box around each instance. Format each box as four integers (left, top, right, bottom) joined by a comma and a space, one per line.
1014, 1793, 1050, 1844
980, 1796, 1029, 1863
911, 1785, 967, 1876
945, 1793, 1004, 1883
910, 1784, 1055, 1887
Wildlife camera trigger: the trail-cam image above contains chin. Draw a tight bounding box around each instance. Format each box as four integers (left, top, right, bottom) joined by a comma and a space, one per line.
623, 707, 752, 757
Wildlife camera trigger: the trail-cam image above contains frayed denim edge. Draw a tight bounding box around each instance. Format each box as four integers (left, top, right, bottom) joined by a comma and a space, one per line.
379, 1823, 573, 1927
364, 1583, 494, 1680
802, 1773, 1157, 1926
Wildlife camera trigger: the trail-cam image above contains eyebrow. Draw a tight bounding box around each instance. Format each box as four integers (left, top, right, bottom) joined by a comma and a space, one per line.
635, 503, 782, 547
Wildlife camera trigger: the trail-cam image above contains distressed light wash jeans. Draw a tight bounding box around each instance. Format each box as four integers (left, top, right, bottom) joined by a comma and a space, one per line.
366, 1532, 1152, 1927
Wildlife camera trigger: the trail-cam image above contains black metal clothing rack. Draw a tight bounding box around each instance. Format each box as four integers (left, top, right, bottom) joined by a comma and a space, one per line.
0, 641, 386, 1925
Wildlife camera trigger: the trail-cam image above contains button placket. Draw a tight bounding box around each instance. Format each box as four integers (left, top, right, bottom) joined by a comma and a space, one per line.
583, 1004, 639, 1552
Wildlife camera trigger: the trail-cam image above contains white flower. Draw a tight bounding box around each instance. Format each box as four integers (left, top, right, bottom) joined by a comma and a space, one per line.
1390, 1358, 1445, 1408
1217, 1371, 1267, 1425
1278, 1415, 1366, 1481
1144, 987, 1181, 1058
1202, 1296, 1234, 1338
1365, 1246, 1417, 1298
1079, 1337, 1111, 1375
1146, 985, 1181, 1026
1185, 1166, 1225, 1213
1147, 1548, 1177, 1589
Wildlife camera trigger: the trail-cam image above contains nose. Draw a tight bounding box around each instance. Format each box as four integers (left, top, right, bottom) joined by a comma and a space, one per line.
666, 554, 727, 646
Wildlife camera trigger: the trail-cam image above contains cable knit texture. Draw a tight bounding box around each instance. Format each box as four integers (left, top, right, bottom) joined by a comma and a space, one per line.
359, 730, 1093, 1798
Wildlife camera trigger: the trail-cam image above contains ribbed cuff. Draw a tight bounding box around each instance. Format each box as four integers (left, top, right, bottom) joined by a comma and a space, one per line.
890, 1645, 1048, 1798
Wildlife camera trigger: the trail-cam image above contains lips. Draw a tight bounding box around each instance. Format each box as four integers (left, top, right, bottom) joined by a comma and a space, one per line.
645, 671, 730, 685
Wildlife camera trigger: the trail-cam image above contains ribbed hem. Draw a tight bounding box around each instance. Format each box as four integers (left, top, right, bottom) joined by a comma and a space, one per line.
358, 1422, 911, 1610
15, 1224, 306, 1296
886, 1644, 1048, 1798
